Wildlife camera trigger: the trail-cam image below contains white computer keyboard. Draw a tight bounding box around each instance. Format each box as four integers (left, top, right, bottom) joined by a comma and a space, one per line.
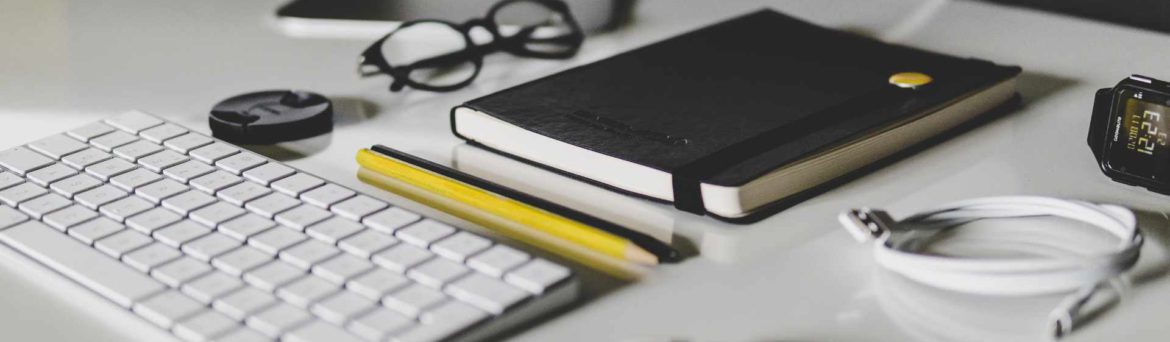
0, 111, 576, 342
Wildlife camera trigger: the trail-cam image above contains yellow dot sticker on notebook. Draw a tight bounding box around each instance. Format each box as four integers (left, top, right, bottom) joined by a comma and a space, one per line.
889, 72, 932, 88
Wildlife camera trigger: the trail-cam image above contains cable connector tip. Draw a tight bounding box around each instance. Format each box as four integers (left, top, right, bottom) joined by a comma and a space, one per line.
839, 208, 893, 242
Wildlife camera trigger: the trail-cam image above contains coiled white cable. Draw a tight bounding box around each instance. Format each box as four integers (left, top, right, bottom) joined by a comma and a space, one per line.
839, 196, 1144, 338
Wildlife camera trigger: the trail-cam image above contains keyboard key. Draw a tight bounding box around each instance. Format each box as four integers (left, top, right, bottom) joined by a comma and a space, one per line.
95, 229, 152, 257
112, 140, 164, 161
90, 131, 139, 152
217, 327, 269, 342
181, 271, 244, 304
99, 195, 154, 221
216, 152, 266, 174
49, 173, 102, 198
0, 205, 29, 229
277, 276, 338, 308
214, 286, 278, 320
383, 283, 446, 318
182, 233, 241, 261
220, 214, 276, 240
105, 110, 164, 133
275, 204, 333, 230
29, 134, 89, 159
311, 291, 376, 325
190, 142, 239, 163
339, 230, 397, 258
67, 122, 117, 142
331, 195, 388, 220
467, 245, 529, 278
138, 150, 189, 172
423, 302, 489, 327
139, 123, 188, 143
190, 202, 246, 227
347, 268, 410, 301
0, 182, 48, 206
0, 146, 54, 174
407, 258, 470, 288
212, 246, 272, 276
27, 163, 77, 186
191, 170, 243, 193
363, 207, 421, 234
174, 310, 238, 342
247, 303, 313, 338
305, 216, 363, 244
284, 320, 364, 342
85, 158, 137, 180
243, 260, 305, 291
445, 273, 530, 315
0, 172, 24, 190
74, 184, 127, 209
217, 181, 271, 205
249, 227, 308, 254
242, 163, 295, 185
125, 207, 183, 233
136, 178, 189, 203
373, 244, 433, 273
505, 258, 571, 295
68, 217, 125, 244
0, 221, 166, 308
161, 190, 216, 214
164, 133, 214, 154
133, 290, 205, 328
109, 168, 162, 190
396, 219, 455, 247
350, 308, 415, 341
271, 173, 324, 196
45, 204, 98, 231
152, 256, 214, 287
123, 242, 183, 272
301, 184, 354, 208
280, 239, 340, 269
431, 232, 491, 262
163, 160, 215, 183
245, 192, 300, 218
18, 193, 72, 218
153, 221, 212, 248
312, 253, 373, 284
61, 148, 113, 169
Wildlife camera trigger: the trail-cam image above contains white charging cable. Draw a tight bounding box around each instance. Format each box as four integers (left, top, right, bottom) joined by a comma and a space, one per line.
839, 196, 1144, 338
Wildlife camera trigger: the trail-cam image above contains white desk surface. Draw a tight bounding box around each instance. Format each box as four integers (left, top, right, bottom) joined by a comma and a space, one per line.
4, 0, 1170, 341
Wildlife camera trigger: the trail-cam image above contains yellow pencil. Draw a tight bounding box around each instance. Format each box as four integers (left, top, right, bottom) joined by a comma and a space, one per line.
356, 148, 659, 265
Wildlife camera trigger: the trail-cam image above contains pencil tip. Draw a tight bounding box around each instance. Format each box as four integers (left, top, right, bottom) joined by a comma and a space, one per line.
626, 246, 659, 265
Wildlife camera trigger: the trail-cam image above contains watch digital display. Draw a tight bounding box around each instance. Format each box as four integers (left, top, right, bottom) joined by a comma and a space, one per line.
1107, 88, 1170, 179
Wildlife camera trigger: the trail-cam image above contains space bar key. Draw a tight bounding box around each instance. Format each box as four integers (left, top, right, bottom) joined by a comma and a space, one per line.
0, 221, 166, 308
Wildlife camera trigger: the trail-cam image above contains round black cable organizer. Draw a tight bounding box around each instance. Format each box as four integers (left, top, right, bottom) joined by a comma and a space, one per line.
209, 90, 333, 145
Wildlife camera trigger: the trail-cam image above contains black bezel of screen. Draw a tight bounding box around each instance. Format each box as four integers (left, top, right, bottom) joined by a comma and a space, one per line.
1102, 85, 1170, 182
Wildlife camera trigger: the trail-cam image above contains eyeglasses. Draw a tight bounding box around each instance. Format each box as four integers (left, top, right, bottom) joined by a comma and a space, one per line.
358, 0, 585, 93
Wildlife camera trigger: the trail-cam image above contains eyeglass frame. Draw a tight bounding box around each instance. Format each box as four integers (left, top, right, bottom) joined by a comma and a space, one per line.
358, 0, 586, 93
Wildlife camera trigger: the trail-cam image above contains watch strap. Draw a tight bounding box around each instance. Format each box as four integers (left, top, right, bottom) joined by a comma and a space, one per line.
1088, 87, 1114, 161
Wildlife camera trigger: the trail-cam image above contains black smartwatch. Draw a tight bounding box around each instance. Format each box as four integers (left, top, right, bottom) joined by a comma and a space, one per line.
1089, 75, 1170, 194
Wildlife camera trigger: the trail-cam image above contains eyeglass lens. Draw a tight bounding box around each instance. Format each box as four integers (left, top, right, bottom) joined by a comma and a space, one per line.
381, 22, 478, 88
493, 1, 576, 54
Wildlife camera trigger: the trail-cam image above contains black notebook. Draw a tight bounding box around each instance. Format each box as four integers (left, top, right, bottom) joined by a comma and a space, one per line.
450, 9, 1021, 221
